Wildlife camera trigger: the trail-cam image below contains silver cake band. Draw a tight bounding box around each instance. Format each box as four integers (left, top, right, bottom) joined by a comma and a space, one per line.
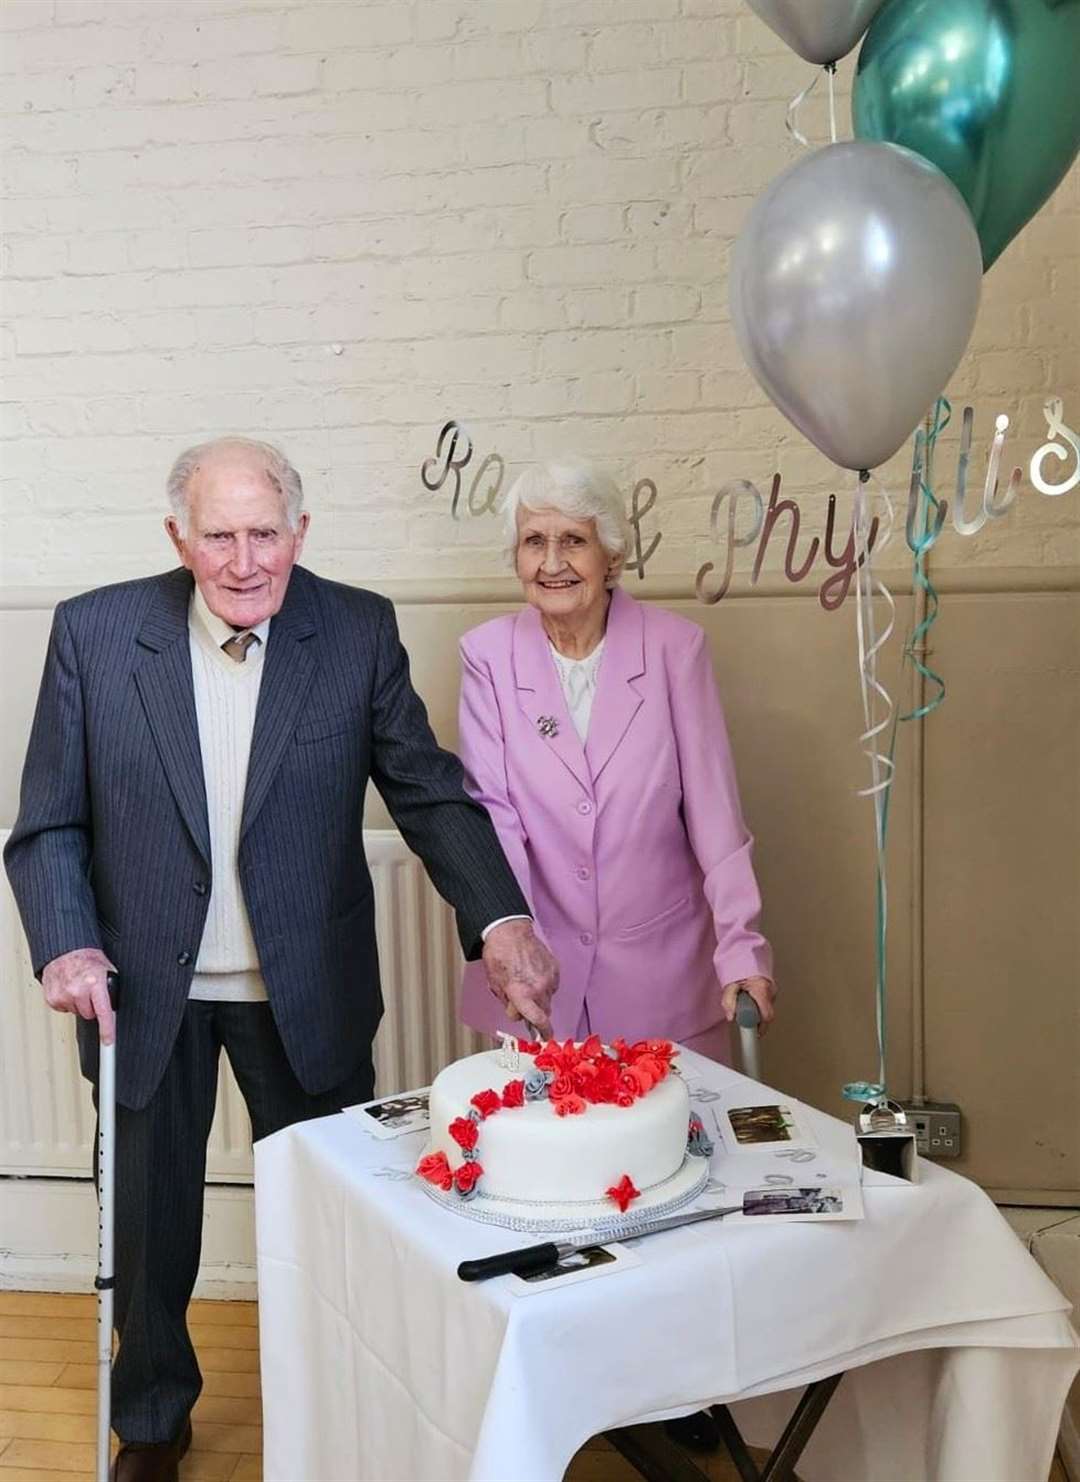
420, 1153, 710, 1237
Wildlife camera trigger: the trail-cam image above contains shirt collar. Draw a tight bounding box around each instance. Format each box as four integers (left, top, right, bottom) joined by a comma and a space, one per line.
549, 636, 605, 675
191, 584, 272, 651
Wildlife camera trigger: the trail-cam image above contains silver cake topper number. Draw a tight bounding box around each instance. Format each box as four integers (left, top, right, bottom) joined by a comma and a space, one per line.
496, 1031, 521, 1072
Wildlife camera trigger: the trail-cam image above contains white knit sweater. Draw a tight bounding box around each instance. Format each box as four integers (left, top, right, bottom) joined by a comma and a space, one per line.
187, 587, 271, 1003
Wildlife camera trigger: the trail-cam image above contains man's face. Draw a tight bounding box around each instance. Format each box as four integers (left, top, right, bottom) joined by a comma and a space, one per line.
165, 452, 309, 629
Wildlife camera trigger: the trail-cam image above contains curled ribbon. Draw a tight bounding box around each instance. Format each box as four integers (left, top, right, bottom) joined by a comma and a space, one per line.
902, 399, 949, 721
842, 470, 896, 1109
785, 63, 837, 149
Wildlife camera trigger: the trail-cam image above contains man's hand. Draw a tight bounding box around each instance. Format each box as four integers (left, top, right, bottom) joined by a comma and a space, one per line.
481, 921, 558, 1038
720, 975, 776, 1036
42, 947, 116, 1045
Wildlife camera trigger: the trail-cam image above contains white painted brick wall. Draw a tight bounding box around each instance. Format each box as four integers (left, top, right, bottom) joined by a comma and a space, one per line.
0, 0, 1077, 587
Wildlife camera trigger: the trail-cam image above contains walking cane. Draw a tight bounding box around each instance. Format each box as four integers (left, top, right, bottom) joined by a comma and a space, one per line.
96, 973, 118, 1482
736, 988, 762, 1083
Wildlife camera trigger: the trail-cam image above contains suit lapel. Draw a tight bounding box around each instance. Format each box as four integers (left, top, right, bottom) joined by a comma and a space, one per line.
512, 605, 592, 794
240, 567, 319, 840
585, 587, 645, 784
133, 568, 211, 865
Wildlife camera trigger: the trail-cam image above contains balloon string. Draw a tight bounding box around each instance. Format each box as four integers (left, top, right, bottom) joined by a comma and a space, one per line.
785, 69, 820, 148
843, 470, 896, 1107
902, 397, 950, 720
843, 402, 951, 1109
826, 62, 837, 143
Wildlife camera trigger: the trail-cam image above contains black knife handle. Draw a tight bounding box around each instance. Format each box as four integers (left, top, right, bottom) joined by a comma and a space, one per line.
458, 1242, 562, 1282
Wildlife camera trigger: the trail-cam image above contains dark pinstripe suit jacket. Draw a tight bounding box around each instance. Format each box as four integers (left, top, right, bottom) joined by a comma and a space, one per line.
4, 565, 527, 1109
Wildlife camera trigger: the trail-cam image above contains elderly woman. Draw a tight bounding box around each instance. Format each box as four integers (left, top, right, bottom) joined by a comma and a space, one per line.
458, 459, 775, 1063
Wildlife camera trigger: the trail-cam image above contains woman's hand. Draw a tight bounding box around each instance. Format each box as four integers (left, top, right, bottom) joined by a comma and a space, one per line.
720, 975, 776, 1036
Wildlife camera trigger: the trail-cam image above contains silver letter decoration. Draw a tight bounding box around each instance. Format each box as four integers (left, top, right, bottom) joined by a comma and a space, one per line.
421, 421, 474, 519
420, 403, 1073, 596
626, 478, 662, 580
1030, 397, 1080, 497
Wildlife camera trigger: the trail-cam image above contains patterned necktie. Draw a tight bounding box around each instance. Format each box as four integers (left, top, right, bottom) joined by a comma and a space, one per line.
221, 631, 259, 664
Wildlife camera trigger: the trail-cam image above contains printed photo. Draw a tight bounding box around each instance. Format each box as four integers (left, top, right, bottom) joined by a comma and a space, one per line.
728, 1104, 795, 1145
508, 1241, 641, 1296
743, 1187, 844, 1217
521, 1246, 617, 1283
345, 1090, 431, 1140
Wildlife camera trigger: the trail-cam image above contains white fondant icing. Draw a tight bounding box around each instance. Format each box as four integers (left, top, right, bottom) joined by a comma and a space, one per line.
424, 1046, 696, 1229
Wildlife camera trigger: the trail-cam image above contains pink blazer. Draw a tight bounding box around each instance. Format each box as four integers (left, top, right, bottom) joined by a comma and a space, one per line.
458, 587, 773, 1044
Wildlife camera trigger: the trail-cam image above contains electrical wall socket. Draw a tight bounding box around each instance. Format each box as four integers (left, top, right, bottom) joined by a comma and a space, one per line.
899, 1100, 962, 1159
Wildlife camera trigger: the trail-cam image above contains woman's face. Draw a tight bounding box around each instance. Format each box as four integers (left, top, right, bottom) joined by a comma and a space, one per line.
515, 507, 616, 624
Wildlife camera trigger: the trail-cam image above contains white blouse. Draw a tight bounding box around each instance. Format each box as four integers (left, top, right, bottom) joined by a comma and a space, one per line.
548, 637, 605, 742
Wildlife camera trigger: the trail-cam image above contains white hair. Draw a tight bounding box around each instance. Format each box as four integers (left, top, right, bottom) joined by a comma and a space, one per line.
166, 437, 304, 536
501, 459, 631, 574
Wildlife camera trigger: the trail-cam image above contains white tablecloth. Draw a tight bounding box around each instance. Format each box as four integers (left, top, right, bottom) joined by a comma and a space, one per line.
255, 1053, 1079, 1481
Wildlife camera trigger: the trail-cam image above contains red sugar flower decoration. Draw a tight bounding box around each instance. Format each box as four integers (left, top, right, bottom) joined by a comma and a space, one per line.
471, 1089, 502, 1119
449, 1116, 479, 1151
416, 1151, 453, 1191
549, 1072, 575, 1101
552, 1093, 586, 1116
516, 1038, 541, 1053
454, 1159, 483, 1194
501, 1079, 525, 1108
606, 1174, 640, 1212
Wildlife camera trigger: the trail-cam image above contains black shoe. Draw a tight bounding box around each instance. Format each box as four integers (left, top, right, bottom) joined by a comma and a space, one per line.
111, 1417, 192, 1482
664, 1409, 720, 1454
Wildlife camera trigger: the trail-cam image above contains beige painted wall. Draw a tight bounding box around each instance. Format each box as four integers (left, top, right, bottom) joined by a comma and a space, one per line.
2, 3, 1078, 1200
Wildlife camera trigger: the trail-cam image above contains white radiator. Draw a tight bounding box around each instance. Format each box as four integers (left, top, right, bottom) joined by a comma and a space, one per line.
0, 829, 484, 1183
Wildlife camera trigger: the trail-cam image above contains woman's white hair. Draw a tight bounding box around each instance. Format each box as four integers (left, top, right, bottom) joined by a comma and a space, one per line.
502, 459, 631, 574
166, 437, 304, 535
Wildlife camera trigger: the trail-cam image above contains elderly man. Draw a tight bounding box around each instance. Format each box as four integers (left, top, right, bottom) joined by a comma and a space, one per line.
4, 437, 557, 1482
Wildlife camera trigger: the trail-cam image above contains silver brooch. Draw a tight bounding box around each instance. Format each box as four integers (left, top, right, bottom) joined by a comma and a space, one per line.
537, 714, 559, 738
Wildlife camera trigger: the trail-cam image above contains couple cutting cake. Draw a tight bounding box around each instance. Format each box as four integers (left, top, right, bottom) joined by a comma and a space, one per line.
7, 436, 773, 1478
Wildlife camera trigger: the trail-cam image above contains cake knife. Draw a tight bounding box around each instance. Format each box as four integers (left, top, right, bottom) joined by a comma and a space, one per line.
457, 1203, 741, 1282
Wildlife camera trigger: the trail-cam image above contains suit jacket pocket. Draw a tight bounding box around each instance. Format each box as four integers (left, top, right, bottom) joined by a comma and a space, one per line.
615, 894, 690, 940
294, 714, 354, 745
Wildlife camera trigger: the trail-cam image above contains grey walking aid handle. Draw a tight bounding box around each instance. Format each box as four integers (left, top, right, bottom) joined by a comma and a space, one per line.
736, 988, 763, 1083
96, 973, 118, 1482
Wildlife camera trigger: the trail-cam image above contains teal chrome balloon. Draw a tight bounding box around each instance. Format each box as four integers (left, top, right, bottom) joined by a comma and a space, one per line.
853, 0, 1080, 269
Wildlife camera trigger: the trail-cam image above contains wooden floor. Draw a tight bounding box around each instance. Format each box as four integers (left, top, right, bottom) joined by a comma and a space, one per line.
0, 1291, 1068, 1482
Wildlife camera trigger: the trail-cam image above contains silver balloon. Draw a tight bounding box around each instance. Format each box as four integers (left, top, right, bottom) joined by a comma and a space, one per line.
745, 0, 888, 64
729, 141, 982, 473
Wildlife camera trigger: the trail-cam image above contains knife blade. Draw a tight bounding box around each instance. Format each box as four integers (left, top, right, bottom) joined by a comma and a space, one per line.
457, 1202, 742, 1282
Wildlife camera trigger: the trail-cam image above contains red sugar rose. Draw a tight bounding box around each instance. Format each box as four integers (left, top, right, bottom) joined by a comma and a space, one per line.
606, 1174, 640, 1212
516, 1038, 541, 1053
471, 1089, 502, 1119
449, 1116, 479, 1151
416, 1151, 453, 1191
454, 1159, 483, 1194
552, 1093, 586, 1116
549, 1072, 575, 1101
501, 1079, 525, 1108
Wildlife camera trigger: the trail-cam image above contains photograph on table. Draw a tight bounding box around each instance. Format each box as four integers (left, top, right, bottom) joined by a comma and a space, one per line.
345, 1090, 431, 1140
509, 1241, 642, 1296
721, 1101, 817, 1151
743, 1187, 844, 1218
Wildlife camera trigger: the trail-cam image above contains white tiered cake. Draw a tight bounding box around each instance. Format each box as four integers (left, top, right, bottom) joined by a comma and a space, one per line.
416, 1036, 712, 1234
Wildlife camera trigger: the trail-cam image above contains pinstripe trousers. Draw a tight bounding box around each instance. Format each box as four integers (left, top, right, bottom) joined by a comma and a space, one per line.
99, 1001, 374, 1444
